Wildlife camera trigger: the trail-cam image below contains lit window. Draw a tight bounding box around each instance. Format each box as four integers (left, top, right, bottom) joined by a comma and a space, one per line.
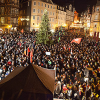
38, 2, 40, 6
33, 9, 35, 13
34, 1, 36, 5
27, 22, 29, 25
28, 2, 29, 6
33, 16, 35, 20
1, 17, 5, 24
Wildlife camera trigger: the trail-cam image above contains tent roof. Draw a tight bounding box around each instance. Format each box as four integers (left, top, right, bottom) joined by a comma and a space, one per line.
0, 64, 55, 94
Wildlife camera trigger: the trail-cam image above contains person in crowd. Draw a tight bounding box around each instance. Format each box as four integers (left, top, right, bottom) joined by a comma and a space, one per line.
0, 31, 100, 99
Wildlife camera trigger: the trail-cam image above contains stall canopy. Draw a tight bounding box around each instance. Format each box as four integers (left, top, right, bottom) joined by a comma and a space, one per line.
0, 64, 55, 100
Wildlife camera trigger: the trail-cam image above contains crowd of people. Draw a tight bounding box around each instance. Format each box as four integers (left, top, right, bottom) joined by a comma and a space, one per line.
0, 31, 100, 100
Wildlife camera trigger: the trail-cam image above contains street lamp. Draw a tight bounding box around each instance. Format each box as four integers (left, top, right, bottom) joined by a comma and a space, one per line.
8, 25, 12, 33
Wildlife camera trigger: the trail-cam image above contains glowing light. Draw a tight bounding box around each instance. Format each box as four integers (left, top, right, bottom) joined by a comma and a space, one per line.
51, 29, 55, 33
62, 24, 67, 27
8, 25, 12, 28
20, 18, 29, 21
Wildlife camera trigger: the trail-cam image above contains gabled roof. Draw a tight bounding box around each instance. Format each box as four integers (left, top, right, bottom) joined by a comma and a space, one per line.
41, 0, 53, 4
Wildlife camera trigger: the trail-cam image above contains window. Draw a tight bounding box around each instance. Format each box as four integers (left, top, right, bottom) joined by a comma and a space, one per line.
94, 23, 97, 27
34, 1, 36, 5
24, 10, 25, 14
52, 18, 54, 22
28, 2, 29, 6
23, 22, 25, 26
33, 23, 35, 25
33, 16, 35, 20
38, 2, 40, 6
42, 3, 43, 6
50, 12, 52, 15
14, 18, 16, 23
1, 7, 4, 14
1, 0, 4, 3
50, 18, 51, 21
47, 11, 49, 15
27, 22, 29, 26
97, 8, 99, 11
38, 9, 40, 13
95, 14, 98, 20
48, 5, 49, 8
53, 6, 55, 9
1, 17, 4, 24
33, 9, 35, 13
27, 16, 29, 18
41, 10, 43, 14
37, 16, 39, 20
45, 4, 46, 7
53, 12, 54, 15
51, 6, 52, 9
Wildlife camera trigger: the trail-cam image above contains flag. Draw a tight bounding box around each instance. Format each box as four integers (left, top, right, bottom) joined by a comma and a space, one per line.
71, 48, 72, 54
59, 37, 60, 40
96, 32, 99, 42
30, 49, 33, 63
59, 32, 60, 36
93, 32, 96, 40
27, 47, 30, 56
21, 29, 24, 33
24, 46, 26, 55
58, 37, 60, 43
71, 38, 82, 44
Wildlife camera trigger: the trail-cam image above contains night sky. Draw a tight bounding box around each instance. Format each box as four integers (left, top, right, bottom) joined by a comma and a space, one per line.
52, 0, 97, 13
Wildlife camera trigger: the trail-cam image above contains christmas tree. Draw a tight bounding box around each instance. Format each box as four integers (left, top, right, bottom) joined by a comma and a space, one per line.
36, 9, 52, 45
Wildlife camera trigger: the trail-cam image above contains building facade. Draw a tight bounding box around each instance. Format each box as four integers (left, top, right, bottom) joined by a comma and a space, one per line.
80, 6, 91, 34
18, 0, 74, 32
0, 0, 19, 33
18, 0, 31, 31
66, 4, 75, 29
90, 0, 100, 37
30, 0, 57, 32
